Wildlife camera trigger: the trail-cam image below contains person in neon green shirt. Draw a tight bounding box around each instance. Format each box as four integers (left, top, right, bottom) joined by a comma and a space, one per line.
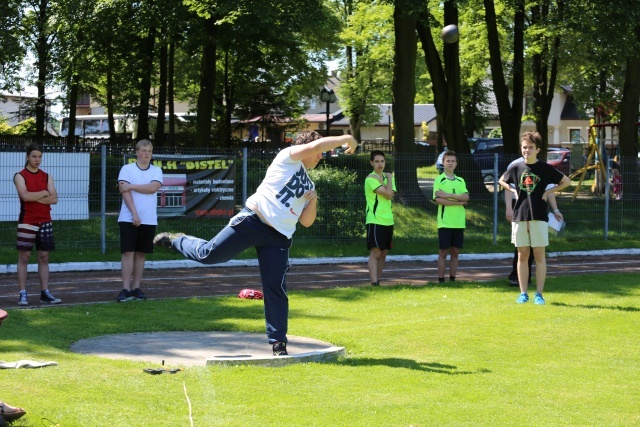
365, 150, 396, 286
433, 150, 469, 283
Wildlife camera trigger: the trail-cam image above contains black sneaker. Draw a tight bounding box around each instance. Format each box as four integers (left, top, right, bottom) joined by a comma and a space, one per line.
153, 232, 185, 249
117, 289, 132, 302
18, 291, 28, 306
40, 290, 62, 304
508, 278, 519, 287
131, 288, 147, 300
272, 341, 288, 356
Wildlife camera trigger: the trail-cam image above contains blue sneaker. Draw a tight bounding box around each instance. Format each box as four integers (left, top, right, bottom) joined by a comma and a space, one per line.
516, 293, 529, 304
534, 293, 545, 305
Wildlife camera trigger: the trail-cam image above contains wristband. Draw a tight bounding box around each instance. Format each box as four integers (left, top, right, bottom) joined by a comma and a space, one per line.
553, 209, 560, 213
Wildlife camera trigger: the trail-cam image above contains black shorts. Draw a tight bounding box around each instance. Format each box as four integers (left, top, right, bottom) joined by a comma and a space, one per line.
119, 222, 156, 254
438, 228, 464, 250
366, 224, 393, 250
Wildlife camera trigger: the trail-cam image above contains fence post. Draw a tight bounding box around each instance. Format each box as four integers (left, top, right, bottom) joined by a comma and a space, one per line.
242, 147, 248, 205
101, 144, 107, 254
492, 153, 499, 245
604, 164, 610, 240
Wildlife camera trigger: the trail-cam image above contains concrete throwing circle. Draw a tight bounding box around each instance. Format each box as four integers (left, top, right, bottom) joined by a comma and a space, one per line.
70, 331, 345, 367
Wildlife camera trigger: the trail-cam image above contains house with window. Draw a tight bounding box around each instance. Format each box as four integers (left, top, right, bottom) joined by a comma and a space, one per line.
481, 85, 591, 146
0, 91, 52, 126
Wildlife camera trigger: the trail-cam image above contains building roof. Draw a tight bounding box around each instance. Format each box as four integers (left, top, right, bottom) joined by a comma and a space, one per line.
328, 104, 436, 126
331, 104, 436, 126
303, 113, 335, 123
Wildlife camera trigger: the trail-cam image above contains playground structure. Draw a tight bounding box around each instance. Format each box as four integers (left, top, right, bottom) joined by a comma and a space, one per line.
568, 121, 619, 200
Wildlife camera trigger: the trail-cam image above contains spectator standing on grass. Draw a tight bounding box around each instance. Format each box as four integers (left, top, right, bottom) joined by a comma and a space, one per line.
498, 131, 570, 305
153, 131, 358, 356
504, 160, 563, 287
116, 139, 163, 302
365, 150, 396, 286
13, 144, 62, 306
433, 150, 469, 283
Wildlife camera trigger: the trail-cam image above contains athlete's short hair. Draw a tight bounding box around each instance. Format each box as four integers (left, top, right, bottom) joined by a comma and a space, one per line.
370, 150, 385, 161
521, 131, 542, 148
294, 131, 322, 146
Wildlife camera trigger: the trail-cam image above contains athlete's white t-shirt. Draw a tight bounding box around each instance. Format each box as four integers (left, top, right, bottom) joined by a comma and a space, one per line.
117, 162, 163, 225
245, 147, 315, 239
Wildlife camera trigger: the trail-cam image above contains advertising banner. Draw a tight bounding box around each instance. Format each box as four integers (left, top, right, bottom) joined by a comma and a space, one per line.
125, 154, 237, 219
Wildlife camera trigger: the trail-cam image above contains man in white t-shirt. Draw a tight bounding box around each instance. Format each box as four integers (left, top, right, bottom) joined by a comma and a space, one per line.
153, 131, 358, 356
117, 139, 163, 302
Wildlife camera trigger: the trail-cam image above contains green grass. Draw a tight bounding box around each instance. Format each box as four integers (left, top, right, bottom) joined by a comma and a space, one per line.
2, 273, 640, 426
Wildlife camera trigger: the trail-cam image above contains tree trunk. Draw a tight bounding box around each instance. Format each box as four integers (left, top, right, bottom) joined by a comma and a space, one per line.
168, 41, 176, 146
34, 0, 50, 139
349, 115, 362, 142
531, 0, 563, 158
106, 67, 116, 141
483, 0, 525, 154
392, 2, 424, 206
155, 35, 168, 145
618, 34, 640, 197
137, 25, 156, 141
417, 2, 486, 195
67, 73, 79, 144
196, 17, 217, 146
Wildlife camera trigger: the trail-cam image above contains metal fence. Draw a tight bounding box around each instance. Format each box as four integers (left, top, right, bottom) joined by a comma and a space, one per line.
1, 139, 638, 254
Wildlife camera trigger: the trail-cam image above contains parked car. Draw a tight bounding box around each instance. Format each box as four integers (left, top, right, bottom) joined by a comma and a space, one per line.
546, 149, 571, 175
469, 138, 505, 181
469, 137, 503, 155
436, 148, 446, 173
435, 138, 505, 180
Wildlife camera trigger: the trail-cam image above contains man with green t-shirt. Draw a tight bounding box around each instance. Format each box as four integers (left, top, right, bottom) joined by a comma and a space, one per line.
433, 150, 469, 283
365, 150, 396, 286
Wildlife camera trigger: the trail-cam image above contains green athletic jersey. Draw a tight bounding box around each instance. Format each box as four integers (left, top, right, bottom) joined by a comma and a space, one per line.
433, 172, 468, 229
365, 172, 396, 225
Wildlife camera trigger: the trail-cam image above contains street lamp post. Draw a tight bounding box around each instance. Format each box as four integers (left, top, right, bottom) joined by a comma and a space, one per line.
386, 107, 392, 143
320, 88, 337, 137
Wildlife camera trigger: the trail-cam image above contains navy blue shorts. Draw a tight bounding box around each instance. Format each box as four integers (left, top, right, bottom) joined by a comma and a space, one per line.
119, 222, 156, 253
438, 228, 464, 250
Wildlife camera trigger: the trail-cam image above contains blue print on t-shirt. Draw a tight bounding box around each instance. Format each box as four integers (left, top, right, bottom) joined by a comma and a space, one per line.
275, 166, 313, 207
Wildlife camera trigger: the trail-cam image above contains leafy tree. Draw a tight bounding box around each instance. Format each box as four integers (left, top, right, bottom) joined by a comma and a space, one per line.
12, 117, 37, 135
53, 0, 100, 142
560, 0, 640, 196
0, 115, 16, 135
17, 0, 58, 137
0, 0, 25, 91
415, 1, 492, 195
181, 0, 337, 146
458, 5, 494, 138
483, 0, 525, 155
529, 0, 565, 156
336, 0, 394, 142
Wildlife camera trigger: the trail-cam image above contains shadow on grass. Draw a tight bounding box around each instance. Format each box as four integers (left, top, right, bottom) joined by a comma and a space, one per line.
551, 302, 640, 312
335, 357, 491, 375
